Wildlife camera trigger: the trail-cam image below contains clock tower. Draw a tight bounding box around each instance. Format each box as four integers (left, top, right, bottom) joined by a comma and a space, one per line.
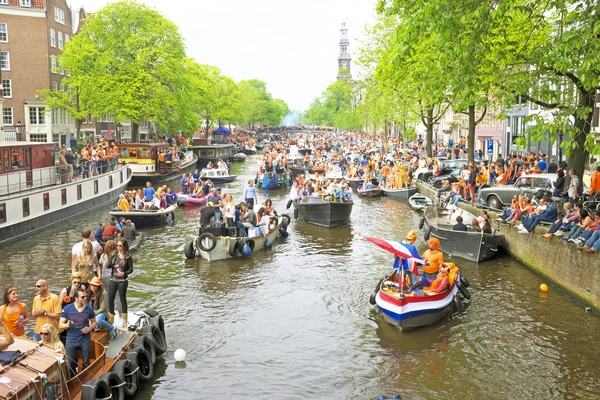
337, 21, 352, 81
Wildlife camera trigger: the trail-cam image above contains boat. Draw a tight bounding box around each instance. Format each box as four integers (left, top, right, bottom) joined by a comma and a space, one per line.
298, 148, 312, 156
0, 142, 132, 246
184, 214, 291, 261
198, 167, 237, 183
191, 136, 237, 169
420, 206, 505, 262
408, 193, 433, 211
118, 143, 197, 185
292, 195, 353, 227
357, 187, 384, 197
0, 309, 167, 400
117, 232, 143, 250
109, 205, 176, 229
232, 152, 247, 162
240, 146, 257, 155
383, 185, 418, 199
256, 171, 291, 190
346, 176, 379, 190
176, 192, 208, 207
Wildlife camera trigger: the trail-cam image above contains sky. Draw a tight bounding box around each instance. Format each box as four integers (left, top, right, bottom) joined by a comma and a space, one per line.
70, 0, 379, 112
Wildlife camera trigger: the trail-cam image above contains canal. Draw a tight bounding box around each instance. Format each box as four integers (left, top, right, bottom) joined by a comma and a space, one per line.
1, 156, 599, 399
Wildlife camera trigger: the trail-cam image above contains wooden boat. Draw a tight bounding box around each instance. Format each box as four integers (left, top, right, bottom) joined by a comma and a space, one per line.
357, 187, 384, 197
408, 193, 433, 211
420, 206, 505, 262
232, 152, 247, 162
0, 142, 132, 246
0, 309, 166, 400
109, 205, 176, 229
383, 185, 418, 199
293, 195, 353, 228
198, 167, 237, 183
184, 215, 291, 261
119, 143, 197, 185
117, 232, 143, 250
176, 192, 208, 207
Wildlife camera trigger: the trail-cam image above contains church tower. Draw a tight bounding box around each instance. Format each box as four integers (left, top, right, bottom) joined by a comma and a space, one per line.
337, 21, 352, 81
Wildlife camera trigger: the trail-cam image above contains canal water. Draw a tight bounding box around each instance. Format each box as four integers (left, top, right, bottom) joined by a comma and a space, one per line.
1, 156, 599, 399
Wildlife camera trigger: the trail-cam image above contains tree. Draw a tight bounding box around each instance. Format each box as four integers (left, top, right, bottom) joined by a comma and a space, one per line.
305, 80, 360, 130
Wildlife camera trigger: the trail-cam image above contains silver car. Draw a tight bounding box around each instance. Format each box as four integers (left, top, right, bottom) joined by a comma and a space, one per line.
480, 173, 556, 209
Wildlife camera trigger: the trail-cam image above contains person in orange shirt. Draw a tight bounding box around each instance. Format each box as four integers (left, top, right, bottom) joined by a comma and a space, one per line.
381, 164, 391, 188
118, 194, 131, 212
97, 147, 106, 174
421, 238, 444, 281
590, 166, 600, 196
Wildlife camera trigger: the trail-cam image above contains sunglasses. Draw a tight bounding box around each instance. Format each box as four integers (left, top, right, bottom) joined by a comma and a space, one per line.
72, 281, 82, 285
35, 285, 44, 288
40, 332, 50, 336
79, 295, 88, 299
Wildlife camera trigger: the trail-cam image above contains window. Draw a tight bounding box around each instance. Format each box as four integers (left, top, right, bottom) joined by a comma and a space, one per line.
2, 79, 10, 97
50, 28, 55, 47
0, 23, 7, 42
3, 107, 12, 125
54, 7, 65, 24
43, 193, 49, 211
29, 107, 46, 125
57, 31, 63, 49
77, 184, 82, 200
50, 55, 57, 72
0, 0, 8, 5
94, 180, 98, 194
65, 33, 70, 42
52, 80, 57, 91
61, 188, 67, 205
0, 203, 5, 224
0, 51, 9, 70
22, 198, 30, 217
109, 175, 113, 189
20, 0, 31, 7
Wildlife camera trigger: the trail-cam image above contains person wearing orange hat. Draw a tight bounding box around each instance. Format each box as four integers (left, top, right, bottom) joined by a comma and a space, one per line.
88, 277, 118, 339
421, 238, 444, 281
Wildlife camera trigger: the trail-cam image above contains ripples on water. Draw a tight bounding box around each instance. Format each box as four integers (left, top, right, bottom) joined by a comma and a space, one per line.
1, 156, 599, 399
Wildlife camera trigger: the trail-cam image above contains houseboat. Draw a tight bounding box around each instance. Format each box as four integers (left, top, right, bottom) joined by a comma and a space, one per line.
0, 142, 131, 246
191, 136, 237, 169
118, 143, 197, 185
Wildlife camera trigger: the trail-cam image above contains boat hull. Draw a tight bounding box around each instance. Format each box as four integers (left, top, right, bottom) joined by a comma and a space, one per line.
408, 194, 433, 211
176, 193, 207, 207
129, 154, 197, 185
358, 188, 383, 197
109, 205, 176, 229
294, 197, 353, 227
383, 186, 418, 199
199, 175, 237, 184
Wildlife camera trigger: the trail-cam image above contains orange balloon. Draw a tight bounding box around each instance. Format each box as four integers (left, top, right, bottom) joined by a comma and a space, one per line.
64, 296, 71, 303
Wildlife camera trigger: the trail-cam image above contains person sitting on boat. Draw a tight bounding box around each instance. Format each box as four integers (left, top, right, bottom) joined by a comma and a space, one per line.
471, 219, 482, 232
39, 323, 64, 353
117, 194, 131, 212
363, 176, 374, 190
166, 188, 177, 205
0, 317, 15, 351
342, 183, 353, 202
121, 220, 139, 242
207, 188, 223, 220
453, 216, 468, 232
207, 161, 214, 169
421, 238, 444, 282
60, 288, 97, 378
241, 202, 258, 232
159, 193, 168, 209
148, 193, 161, 210
102, 221, 119, 242
94, 222, 105, 244
180, 173, 190, 194
422, 264, 451, 296
88, 277, 118, 339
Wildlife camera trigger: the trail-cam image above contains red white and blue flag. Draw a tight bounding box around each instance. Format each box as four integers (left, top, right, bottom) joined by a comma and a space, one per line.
361, 235, 425, 275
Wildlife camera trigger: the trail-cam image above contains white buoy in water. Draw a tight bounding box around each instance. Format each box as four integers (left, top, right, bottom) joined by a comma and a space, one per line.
174, 349, 186, 362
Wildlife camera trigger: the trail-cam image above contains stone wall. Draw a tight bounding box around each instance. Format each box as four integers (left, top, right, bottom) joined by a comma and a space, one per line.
416, 182, 600, 310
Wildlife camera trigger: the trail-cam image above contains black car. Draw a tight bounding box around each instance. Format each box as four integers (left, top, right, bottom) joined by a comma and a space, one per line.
420, 159, 469, 184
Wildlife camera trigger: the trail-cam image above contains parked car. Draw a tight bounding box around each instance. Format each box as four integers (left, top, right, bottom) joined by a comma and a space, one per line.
479, 173, 556, 209
432, 168, 462, 188
420, 158, 469, 184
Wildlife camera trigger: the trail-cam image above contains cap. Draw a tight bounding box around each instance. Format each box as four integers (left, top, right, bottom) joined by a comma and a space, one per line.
405, 231, 417, 241
216, 187, 222, 191
207, 201, 215, 207
88, 276, 103, 286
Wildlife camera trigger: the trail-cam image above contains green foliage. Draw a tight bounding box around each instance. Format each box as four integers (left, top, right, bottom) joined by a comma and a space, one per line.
237, 79, 289, 128
305, 80, 361, 130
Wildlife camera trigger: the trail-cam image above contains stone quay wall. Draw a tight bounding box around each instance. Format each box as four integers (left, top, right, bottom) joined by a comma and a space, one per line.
415, 181, 600, 310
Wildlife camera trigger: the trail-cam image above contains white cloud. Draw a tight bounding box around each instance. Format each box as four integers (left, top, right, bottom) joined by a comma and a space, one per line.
69, 0, 377, 110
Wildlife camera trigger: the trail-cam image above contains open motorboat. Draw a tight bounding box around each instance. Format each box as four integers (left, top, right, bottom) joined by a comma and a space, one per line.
383, 185, 418, 199
199, 167, 237, 184
109, 205, 176, 229
292, 195, 353, 228
357, 187, 384, 197
408, 193, 433, 211
420, 206, 505, 262
232, 152, 247, 162
176, 192, 208, 207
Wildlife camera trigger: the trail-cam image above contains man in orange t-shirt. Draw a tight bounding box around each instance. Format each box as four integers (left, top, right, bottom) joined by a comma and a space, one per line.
421, 238, 444, 281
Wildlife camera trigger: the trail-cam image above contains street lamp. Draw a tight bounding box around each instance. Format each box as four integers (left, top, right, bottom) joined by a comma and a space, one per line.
559, 132, 563, 163
13, 120, 25, 141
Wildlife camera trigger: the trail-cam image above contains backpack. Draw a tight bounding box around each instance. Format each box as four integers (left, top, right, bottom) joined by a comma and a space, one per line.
577, 180, 584, 196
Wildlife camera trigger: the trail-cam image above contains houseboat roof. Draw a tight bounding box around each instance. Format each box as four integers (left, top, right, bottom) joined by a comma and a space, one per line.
192, 143, 236, 149
0, 141, 58, 147
118, 142, 171, 148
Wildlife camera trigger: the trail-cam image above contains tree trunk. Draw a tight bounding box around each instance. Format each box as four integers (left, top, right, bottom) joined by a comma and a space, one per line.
467, 105, 476, 164
425, 107, 434, 157
568, 91, 593, 180
131, 122, 139, 143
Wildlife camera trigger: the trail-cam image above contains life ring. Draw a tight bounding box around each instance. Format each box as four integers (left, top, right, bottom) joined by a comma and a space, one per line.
43, 382, 58, 400
98, 372, 125, 400
242, 237, 255, 252
452, 295, 463, 311
459, 275, 470, 288
294, 208, 299, 219
419, 217, 425, 230
129, 347, 153, 382
423, 226, 431, 241
269, 216, 278, 231
112, 359, 137, 398
281, 213, 291, 229
184, 235, 195, 259
229, 240, 240, 257
198, 233, 217, 252
134, 334, 156, 365
81, 379, 111, 400
286, 199, 293, 209
456, 281, 471, 300
142, 323, 168, 355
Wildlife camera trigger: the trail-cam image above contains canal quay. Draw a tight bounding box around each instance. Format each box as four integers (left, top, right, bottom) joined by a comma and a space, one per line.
1, 157, 599, 399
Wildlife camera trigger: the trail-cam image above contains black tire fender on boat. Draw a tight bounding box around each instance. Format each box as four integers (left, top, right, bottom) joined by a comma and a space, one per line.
129, 347, 154, 382
229, 240, 240, 257
423, 226, 431, 241
294, 208, 299, 219
99, 372, 125, 400
81, 379, 111, 400
456, 281, 471, 300
43, 383, 58, 400
142, 323, 168, 355
198, 233, 217, 252
134, 334, 156, 365
459, 275, 470, 288
453, 295, 463, 311
143, 308, 159, 318
281, 213, 291, 229
184, 235, 195, 259
286, 199, 293, 210
113, 359, 137, 398
369, 293, 376, 305
419, 217, 425, 230
374, 278, 384, 294
242, 237, 255, 252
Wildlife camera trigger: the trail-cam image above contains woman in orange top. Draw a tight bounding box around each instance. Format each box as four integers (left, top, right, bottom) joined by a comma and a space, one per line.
1, 287, 30, 338
590, 166, 600, 196
421, 238, 444, 281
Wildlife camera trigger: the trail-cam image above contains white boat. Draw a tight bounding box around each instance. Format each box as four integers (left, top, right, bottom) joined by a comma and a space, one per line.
199, 167, 237, 183
184, 215, 290, 261
119, 143, 197, 185
408, 193, 433, 211
0, 142, 132, 246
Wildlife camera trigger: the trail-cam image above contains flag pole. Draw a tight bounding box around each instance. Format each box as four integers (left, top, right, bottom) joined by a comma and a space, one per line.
400, 257, 404, 295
